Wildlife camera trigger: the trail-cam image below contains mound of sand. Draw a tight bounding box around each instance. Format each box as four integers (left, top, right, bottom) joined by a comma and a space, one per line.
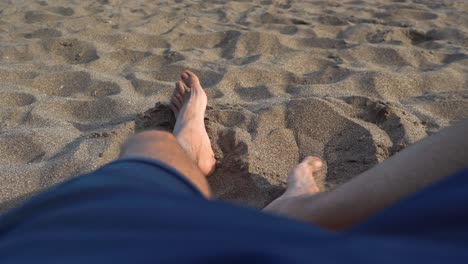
0, 0, 466, 210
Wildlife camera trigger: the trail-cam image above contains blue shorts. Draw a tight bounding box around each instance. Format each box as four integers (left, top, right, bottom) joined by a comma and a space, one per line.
0, 158, 467, 263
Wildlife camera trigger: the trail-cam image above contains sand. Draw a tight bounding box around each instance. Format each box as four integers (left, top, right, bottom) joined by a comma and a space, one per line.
0, 0, 467, 210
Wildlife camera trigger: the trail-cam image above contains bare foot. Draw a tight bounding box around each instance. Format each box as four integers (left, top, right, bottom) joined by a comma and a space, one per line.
170, 70, 216, 176
263, 157, 323, 216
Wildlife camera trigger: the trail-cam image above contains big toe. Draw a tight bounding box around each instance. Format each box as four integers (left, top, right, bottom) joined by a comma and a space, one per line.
181, 70, 201, 89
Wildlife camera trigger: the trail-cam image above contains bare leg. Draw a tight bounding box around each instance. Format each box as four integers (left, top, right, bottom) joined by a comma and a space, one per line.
265, 120, 468, 230
120, 131, 212, 198
120, 70, 216, 198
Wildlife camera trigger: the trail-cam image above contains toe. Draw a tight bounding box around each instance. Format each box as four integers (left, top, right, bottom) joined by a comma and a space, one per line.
181, 70, 201, 88
181, 71, 190, 81
172, 81, 185, 106
177, 80, 190, 98
176, 80, 186, 95
175, 92, 184, 106
170, 103, 179, 117
302, 156, 323, 172
171, 96, 182, 110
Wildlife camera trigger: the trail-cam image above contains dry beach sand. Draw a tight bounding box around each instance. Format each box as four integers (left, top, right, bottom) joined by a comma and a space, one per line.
0, 0, 467, 209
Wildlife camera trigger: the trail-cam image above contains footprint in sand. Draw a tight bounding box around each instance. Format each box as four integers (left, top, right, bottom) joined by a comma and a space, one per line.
29, 71, 120, 97
41, 38, 99, 64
